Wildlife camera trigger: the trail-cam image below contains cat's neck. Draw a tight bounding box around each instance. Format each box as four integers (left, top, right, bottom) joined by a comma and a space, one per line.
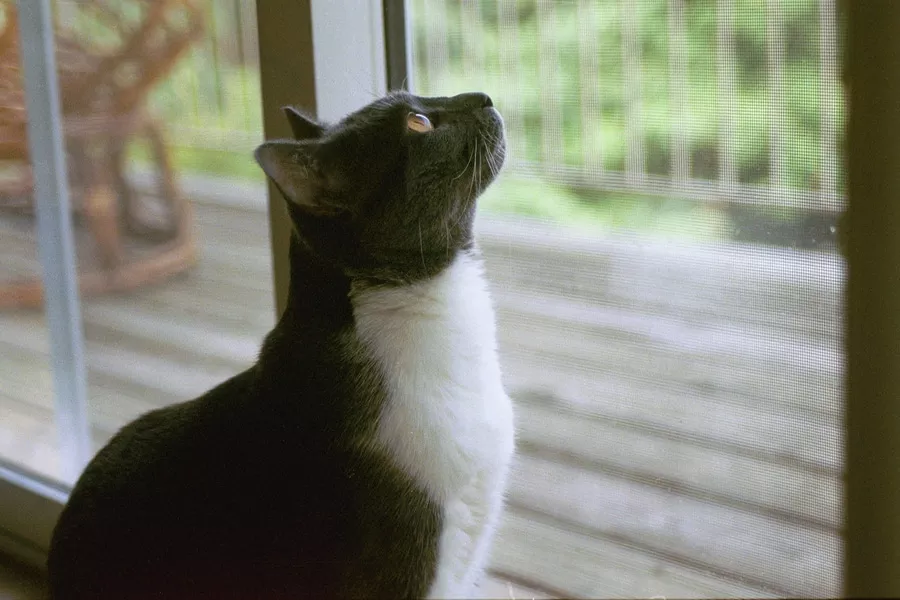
255, 236, 352, 385
261, 235, 354, 344
350, 249, 498, 356
348, 248, 506, 506
285, 235, 351, 317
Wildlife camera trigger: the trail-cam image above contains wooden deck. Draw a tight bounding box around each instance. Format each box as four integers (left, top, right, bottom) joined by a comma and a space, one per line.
0, 176, 844, 599
0, 553, 47, 600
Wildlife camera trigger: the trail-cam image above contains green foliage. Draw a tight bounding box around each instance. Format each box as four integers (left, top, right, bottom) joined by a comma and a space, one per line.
411, 0, 844, 195
149, 54, 262, 136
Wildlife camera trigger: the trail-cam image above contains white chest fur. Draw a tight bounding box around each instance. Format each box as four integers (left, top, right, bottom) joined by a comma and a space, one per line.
352, 251, 515, 599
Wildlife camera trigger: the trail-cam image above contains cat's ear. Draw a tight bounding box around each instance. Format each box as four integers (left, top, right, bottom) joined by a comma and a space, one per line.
282, 106, 325, 140
254, 140, 335, 215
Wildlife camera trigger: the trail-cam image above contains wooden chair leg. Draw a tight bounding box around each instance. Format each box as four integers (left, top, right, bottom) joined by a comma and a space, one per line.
144, 119, 191, 243
106, 133, 143, 240
82, 147, 123, 270
118, 118, 185, 242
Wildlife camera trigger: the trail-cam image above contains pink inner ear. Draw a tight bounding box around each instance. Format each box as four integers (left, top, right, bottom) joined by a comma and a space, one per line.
255, 141, 338, 216
255, 142, 312, 205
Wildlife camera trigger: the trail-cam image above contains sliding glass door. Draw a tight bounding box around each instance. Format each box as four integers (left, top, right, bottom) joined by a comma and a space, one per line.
1, 1, 898, 597
0, 0, 388, 571
0, 0, 277, 561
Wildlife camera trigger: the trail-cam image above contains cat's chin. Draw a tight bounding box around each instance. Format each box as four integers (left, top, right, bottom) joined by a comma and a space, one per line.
483, 104, 504, 124
477, 109, 506, 185
479, 107, 506, 143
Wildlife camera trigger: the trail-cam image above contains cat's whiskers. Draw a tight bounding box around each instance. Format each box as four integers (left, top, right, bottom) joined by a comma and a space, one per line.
464, 145, 475, 198
490, 148, 503, 179
444, 216, 450, 261
450, 183, 472, 231
451, 146, 476, 183
481, 137, 499, 180
480, 131, 504, 180
468, 143, 480, 199
418, 222, 426, 272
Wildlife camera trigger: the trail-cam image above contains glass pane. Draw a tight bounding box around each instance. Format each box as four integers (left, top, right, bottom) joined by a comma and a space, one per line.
409, 0, 844, 598
0, 0, 272, 486
66, 0, 272, 470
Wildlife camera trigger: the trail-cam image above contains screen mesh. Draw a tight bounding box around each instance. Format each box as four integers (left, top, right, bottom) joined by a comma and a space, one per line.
409, 1, 844, 597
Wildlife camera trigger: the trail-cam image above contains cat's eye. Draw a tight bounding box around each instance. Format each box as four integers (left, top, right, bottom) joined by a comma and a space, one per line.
406, 112, 434, 133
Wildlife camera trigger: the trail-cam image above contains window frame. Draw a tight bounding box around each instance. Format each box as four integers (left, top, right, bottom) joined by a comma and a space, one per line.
14, 0, 90, 483
259, 0, 389, 313
843, 2, 900, 595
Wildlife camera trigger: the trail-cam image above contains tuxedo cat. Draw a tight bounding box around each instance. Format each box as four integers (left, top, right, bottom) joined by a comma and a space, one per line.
47, 91, 515, 599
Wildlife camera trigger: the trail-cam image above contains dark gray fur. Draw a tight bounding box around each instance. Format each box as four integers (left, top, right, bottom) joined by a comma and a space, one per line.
46, 91, 505, 599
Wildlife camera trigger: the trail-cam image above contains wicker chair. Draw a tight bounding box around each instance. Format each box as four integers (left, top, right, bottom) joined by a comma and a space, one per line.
0, 0, 204, 309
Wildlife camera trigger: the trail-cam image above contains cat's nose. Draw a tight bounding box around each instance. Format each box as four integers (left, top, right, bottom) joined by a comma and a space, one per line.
453, 92, 493, 110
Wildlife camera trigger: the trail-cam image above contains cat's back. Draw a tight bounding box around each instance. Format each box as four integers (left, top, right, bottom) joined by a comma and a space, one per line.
47, 332, 441, 599
46, 369, 307, 595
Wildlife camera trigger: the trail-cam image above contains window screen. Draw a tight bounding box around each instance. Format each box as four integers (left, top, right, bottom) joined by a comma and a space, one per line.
408, 0, 843, 597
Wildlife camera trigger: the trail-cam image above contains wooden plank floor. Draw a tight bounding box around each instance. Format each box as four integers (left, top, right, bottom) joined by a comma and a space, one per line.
0, 554, 46, 600
0, 182, 844, 598
0, 548, 535, 600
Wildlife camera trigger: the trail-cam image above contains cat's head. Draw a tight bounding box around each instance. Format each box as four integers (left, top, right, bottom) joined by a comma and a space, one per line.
254, 91, 505, 283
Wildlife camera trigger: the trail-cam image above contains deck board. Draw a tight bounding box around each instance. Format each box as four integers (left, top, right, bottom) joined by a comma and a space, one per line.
515, 395, 840, 529
495, 287, 841, 418
0, 186, 843, 598
493, 510, 781, 599
509, 453, 837, 596
478, 221, 842, 344
501, 351, 841, 474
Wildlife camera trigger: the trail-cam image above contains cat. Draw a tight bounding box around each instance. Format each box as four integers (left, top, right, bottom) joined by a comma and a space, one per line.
46, 90, 515, 599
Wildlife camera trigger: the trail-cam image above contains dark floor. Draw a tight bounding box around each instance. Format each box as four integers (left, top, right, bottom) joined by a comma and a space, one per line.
0, 550, 534, 599
0, 554, 46, 600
